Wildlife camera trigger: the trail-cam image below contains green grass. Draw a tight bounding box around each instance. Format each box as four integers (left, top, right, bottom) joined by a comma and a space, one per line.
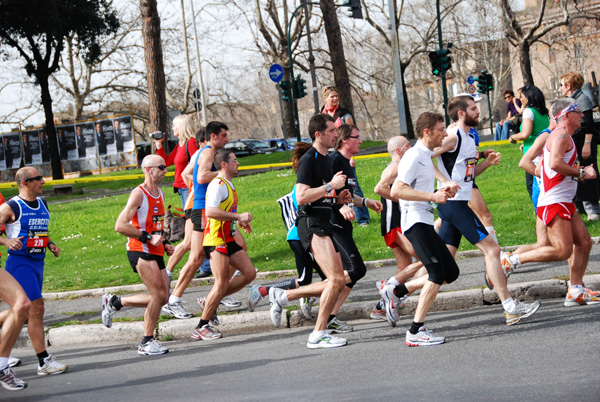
14, 142, 600, 293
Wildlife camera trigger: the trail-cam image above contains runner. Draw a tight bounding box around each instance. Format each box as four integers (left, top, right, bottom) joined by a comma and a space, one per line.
0, 167, 68, 372
102, 155, 174, 356
191, 149, 256, 340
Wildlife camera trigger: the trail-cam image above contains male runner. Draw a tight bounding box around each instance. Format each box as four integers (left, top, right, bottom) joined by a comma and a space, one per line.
161, 122, 229, 318
0, 167, 68, 373
497, 98, 599, 306
102, 155, 174, 356
434, 95, 540, 326
390, 112, 458, 346
191, 149, 256, 340
268, 113, 350, 348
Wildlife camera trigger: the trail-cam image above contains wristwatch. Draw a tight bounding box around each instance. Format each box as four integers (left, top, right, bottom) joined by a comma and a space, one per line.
325, 182, 333, 192
139, 231, 152, 243
579, 169, 585, 179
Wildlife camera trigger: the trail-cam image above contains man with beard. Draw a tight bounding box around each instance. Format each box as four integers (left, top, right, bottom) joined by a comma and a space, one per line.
434, 95, 541, 326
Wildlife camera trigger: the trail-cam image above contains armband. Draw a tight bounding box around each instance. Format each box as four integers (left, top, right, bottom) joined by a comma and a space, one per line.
162, 239, 171, 246
479, 151, 485, 160
47, 241, 56, 249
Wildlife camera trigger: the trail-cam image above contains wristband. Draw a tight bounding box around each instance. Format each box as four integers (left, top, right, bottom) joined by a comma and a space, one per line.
139, 230, 151, 243
47, 241, 56, 249
585, 140, 592, 144
363, 198, 368, 207
579, 169, 585, 179
162, 239, 171, 246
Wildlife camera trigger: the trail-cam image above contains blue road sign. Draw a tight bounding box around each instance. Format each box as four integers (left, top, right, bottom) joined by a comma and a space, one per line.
269, 64, 284, 83
467, 75, 474, 85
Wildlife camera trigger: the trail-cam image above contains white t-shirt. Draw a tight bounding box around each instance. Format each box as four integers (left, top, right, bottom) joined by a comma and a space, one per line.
395, 141, 436, 232
436, 126, 477, 201
205, 176, 235, 208
523, 108, 534, 121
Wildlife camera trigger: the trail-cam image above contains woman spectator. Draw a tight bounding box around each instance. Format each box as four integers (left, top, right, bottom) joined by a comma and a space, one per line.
509, 85, 550, 200
154, 114, 198, 209
560, 72, 599, 221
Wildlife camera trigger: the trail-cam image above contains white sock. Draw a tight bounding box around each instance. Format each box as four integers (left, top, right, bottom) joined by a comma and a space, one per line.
485, 226, 497, 243
280, 291, 289, 304
388, 276, 400, 287
510, 254, 521, 266
168, 295, 182, 305
0, 357, 8, 370
502, 297, 516, 313
167, 269, 173, 279
569, 284, 584, 296
309, 330, 326, 341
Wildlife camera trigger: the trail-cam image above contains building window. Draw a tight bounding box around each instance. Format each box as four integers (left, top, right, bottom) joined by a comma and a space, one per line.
574, 43, 583, 59
426, 86, 434, 102
548, 48, 555, 64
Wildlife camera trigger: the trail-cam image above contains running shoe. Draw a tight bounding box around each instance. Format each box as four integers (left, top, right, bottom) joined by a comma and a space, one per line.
405, 327, 445, 347
191, 324, 222, 340
505, 300, 541, 325
326, 317, 353, 333
376, 279, 386, 290
37, 354, 68, 375
564, 287, 600, 306
138, 339, 169, 356
0, 367, 27, 391
380, 282, 401, 327
101, 293, 116, 328
370, 301, 386, 320
7, 356, 20, 368
485, 252, 516, 290
161, 302, 193, 319
248, 284, 263, 312
220, 295, 242, 308
300, 297, 316, 320
269, 287, 287, 327
306, 333, 347, 349
197, 297, 219, 326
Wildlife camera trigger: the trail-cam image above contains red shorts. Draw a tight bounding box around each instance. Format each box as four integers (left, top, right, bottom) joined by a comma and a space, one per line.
537, 202, 576, 226
383, 227, 403, 249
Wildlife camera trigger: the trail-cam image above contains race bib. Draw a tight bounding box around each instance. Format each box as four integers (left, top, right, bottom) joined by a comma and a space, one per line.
464, 158, 476, 182
26, 231, 48, 255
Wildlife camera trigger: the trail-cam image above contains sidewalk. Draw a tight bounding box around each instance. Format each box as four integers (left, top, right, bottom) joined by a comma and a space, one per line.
12, 242, 600, 348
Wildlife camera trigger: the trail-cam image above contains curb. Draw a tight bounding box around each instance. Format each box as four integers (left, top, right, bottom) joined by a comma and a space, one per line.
30, 274, 599, 348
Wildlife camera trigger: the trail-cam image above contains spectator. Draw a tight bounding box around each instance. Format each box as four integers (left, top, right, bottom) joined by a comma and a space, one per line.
494, 90, 522, 141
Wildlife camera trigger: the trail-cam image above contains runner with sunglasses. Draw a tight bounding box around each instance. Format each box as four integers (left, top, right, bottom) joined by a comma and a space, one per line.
102, 155, 175, 355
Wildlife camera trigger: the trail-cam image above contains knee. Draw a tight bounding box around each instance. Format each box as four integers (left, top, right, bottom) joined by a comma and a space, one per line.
555, 244, 572, 261
14, 297, 31, 317
30, 301, 44, 320
485, 242, 501, 260
245, 268, 257, 283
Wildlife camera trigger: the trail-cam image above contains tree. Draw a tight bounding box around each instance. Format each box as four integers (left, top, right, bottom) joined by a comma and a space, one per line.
140, 0, 169, 144
497, 0, 600, 85
320, 0, 354, 116
0, 0, 118, 179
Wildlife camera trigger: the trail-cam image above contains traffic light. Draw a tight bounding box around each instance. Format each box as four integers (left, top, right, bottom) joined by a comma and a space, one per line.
438, 48, 452, 73
279, 80, 291, 102
476, 71, 488, 94
293, 75, 307, 99
429, 51, 441, 76
485, 72, 494, 92
343, 0, 363, 19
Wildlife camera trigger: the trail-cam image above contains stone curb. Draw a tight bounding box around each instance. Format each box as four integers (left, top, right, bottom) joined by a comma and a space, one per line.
35, 274, 599, 348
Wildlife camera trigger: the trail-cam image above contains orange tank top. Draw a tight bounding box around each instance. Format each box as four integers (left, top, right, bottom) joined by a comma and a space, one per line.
127, 185, 165, 255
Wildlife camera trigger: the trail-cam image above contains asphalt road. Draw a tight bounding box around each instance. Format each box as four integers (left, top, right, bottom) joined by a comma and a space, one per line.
7, 298, 599, 402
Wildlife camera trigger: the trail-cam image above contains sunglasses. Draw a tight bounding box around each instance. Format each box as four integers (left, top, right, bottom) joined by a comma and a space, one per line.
349, 135, 361, 139
148, 165, 167, 171
24, 175, 43, 183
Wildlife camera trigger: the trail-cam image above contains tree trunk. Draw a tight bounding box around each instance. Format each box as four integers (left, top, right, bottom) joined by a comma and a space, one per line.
38, 73, 64, 180
519, 41, 534, 86
400, 64, 414, 139
320, 0, 354, 116
140, 0, 169, 149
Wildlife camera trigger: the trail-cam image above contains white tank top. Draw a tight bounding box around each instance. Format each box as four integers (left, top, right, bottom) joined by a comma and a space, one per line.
537, 135, 578, 207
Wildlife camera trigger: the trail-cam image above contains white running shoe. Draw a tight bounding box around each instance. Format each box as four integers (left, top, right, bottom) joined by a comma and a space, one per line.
307, 332, 347, 349
300, 297, 316, 320
247, 284, 263, 312
161, 302, 193, 319
380, 282, 400, 327
37, 354, 68, 375
197, 297, 220, 325
138, 339, 169, 356
101, 293, 116, 328
269, 287, 287, 327
220, 295, 242, 308
405, 327, 445, 347
7, 356, 20, 368
0, 367, 27, 391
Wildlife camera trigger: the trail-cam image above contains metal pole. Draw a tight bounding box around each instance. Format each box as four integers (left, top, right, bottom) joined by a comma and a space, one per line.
437, 0, 450, 125
387, 0, 408, 136
277, 85, 290, 162
302, 0, 320, 114
189, 0, 208, 127
487, 94, 493, 137
287, 5, 305, 140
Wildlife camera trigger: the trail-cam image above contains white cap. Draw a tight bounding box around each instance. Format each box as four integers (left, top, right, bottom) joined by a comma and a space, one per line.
455, 92, 482, 102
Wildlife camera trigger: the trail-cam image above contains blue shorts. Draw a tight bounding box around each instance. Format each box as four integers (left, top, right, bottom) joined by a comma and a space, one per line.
437, 200, 488, 248
5, 254, 45, 301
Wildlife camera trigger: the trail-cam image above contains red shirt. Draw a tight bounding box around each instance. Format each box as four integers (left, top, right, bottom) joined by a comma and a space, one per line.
156, 140, 198, 189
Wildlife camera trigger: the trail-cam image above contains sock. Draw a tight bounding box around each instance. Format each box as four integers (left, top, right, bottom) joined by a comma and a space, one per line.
503, 297, 516, 313
141, 335, 154, 345
409, 321, 424, 335
198, 319, 209, 328
0, 357, 8, 370
569, 284, 584, 296
309, 329, 326, 341
167, 269, 173, 279
511, 254, 521, 266
394, 284, 409, 298
485, 226, 498, 243
328, 314, 336, 323
434, 225, 440, 234
168, 295, 182, 305
375, 301, 382, 310
259, 286, 269, 297
280, 290, 289, 303
37, 350, 49, 366
111, 295, 123, 310
271, 279, 297, 290
388, 276, 400, 287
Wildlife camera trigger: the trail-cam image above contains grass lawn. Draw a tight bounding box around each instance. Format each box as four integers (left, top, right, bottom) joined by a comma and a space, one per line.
13, 142, 600, 292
